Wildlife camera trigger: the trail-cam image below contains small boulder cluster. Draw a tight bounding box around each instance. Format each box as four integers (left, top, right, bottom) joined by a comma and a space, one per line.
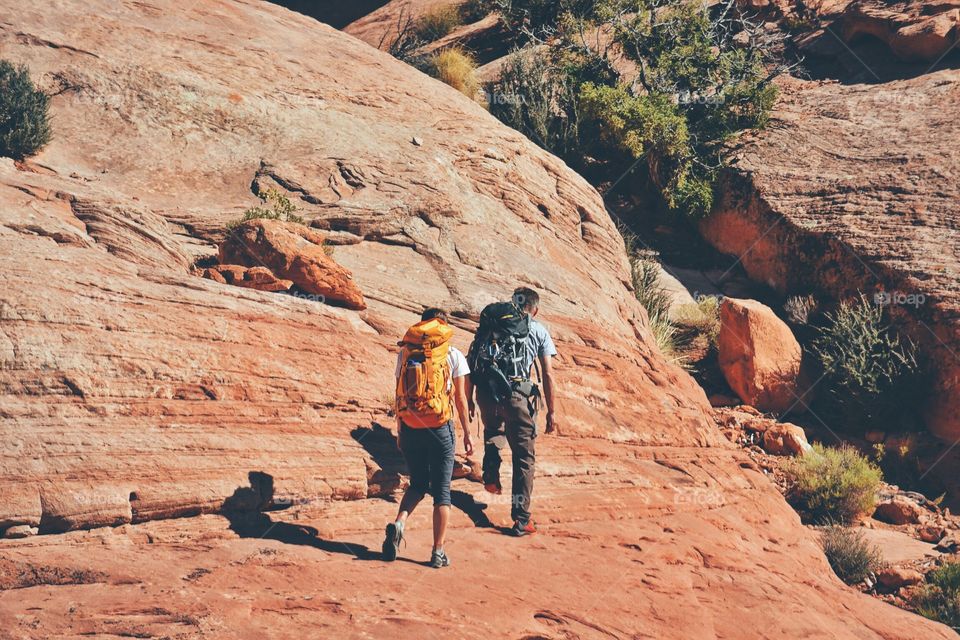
201, 218, 366, 310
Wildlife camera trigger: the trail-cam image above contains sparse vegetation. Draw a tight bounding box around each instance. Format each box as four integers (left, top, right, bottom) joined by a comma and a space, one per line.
0, 60, 52, 160
423, 47, 481, 99
810, 294, 924, 432
673, 295, 720, 346
912, 562, 960, 630
414, 5, 464, 41
820, 525, 884, 585
783, 444, 882, 525
630, 251, 677, 357
228, 189, 305, 229
489, 48, 580, 158
784, 294, 818, 326
483, 1, 792, 218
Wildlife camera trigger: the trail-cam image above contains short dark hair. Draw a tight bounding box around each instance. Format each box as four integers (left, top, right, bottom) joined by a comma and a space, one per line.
421, 307, 448, 322
513, 287, 540, 311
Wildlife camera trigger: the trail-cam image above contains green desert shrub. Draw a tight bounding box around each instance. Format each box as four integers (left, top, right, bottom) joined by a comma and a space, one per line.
488, 47, 580, 158
460, 0, 494, 22
414, 5, 464, 41
0, 60, 52, 159
811, 293, 924, 431
423, 47, 481, 99
228, 189, 304, 229
820, 525, 884, 585
913, 562, 960, 630
784, 444, 882, 525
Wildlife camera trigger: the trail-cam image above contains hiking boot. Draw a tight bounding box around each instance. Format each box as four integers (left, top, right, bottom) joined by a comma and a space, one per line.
382, 521, 404, 562
484, 482, 502, 495
511, 520, 536, 537
430, 548, 450, 569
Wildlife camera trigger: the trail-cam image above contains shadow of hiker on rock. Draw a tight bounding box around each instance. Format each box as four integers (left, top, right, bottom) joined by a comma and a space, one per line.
222, 471, 380, 561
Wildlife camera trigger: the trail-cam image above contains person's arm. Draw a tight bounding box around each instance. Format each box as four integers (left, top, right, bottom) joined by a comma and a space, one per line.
453, 376, 474, 455
540, 353, 557, 434
465, 377, 476, 422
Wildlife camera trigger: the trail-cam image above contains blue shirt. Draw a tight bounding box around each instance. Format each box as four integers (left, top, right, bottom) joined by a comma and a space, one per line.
522, 318, 557, 378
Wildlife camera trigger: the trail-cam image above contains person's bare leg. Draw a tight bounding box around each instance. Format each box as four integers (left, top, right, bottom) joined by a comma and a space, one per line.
433, 504, 450, 551
396, 489, 423, 525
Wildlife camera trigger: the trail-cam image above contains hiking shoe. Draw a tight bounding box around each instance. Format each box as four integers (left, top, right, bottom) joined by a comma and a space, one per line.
484, 482, 502, 495
430, 548, 450, 569
382, 521, 404, 562
511, 520, 536, 537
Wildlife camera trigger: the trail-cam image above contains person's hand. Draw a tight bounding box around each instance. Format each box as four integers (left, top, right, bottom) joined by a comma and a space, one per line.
468, 398, 476, 423
463, 432, 474, 456
545, 411, 557, 435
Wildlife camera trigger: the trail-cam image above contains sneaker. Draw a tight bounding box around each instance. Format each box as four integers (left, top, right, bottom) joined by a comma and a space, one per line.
511, 520, 536, 537
382, 521, 404, 562
484, 482, 502, 495
430, 548, 451, 569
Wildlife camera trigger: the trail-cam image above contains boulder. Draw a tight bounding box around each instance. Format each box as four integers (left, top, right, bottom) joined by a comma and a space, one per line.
877, 567, 925, 590
919, 524, 946, 543
2, 525, 38, 539
203, 264, 294, 292
718, 298, 805, 413
874, 498, 924, 525
219, 219, 365, 309
762, 422, 812, 457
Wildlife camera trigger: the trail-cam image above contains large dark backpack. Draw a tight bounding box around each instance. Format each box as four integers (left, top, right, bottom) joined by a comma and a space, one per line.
467, 301, 531, 402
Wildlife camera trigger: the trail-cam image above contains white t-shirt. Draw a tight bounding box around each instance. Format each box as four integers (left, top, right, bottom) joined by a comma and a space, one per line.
395, 346, 470, 392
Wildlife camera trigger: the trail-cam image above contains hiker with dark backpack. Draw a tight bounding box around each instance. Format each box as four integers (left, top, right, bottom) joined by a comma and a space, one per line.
383, 308, 473, 568
466, 286, 557, 537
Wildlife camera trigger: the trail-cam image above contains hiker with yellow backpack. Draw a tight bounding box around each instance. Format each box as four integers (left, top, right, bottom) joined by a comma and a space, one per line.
383, 308, 473, 568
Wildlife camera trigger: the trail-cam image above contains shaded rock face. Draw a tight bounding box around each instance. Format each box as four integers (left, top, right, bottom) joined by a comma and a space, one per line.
702, 71, 960, 441
0, 1, 953, 638
718, 298, 805, 414
218, 219, 366, 309
837, 0, 960, 62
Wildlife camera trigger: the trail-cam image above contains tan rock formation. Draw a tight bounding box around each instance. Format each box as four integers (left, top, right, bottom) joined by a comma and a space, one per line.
0, 1, 952, 637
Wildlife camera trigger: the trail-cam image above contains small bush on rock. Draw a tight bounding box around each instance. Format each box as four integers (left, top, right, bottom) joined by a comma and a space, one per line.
423, 47, 480, 99
811, 293, 924, 431
228, 189, 304, 229
489, 48, 580, 158
630, 251, 677, 357
0, 60, 52, 159
415, 5, 464, 41
820, 525, 884, 585
912, 562, 960, 629
784, 444, 882, 525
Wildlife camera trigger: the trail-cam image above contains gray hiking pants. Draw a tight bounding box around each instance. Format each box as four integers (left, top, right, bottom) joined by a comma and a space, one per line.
477, 386, 539, 524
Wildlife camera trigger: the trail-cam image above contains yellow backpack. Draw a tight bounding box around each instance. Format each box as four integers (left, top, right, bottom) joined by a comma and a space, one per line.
395, 318, 454, 428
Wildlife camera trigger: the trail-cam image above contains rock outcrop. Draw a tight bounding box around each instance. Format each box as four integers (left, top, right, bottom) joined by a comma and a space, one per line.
837, 0, 960, 62
703, 70, 960, 441
0, 1, 952, 638
218, 219, 366, 309
718, 298, 806, 413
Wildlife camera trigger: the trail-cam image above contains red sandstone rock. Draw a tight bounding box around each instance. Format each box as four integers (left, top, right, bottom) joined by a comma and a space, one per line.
718, 298, 805, 413
0, 0, 952, 637
219, 220, 364, 308
762, 422, 812, 457
839, 0, 960, 62
877, 567, 924, 590
874, 498, 925, 525
702, 71, 960, 442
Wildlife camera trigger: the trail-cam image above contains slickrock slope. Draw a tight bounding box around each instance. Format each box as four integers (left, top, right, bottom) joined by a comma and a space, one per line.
702, 70, 960, 442
0, 1, 951, 637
